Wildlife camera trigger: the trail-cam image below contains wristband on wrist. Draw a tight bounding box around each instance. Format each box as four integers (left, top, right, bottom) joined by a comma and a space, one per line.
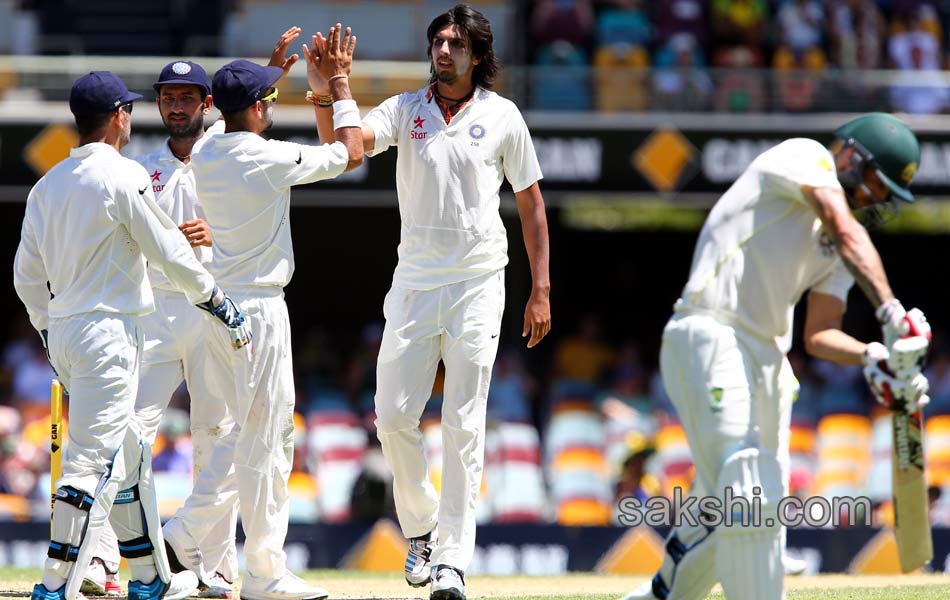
328, 73, 349, 83
332, 98, 361, 129
305, 91, 334, 108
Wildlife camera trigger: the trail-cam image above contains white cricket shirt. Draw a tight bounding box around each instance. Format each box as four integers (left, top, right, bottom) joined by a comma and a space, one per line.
677, 138, 855, 352
135, 121, 224, 291
13, 143, 216, 332
190, 131, 349, 288
363, 86, 543, 290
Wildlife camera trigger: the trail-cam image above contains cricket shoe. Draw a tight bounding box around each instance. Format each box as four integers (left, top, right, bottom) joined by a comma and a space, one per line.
128, 571, 199, 600
239, 572, 328, 600
80, 557, 122, 596
198, 571, 234, 599
430, 565, 465, 600
783, 553, 808, 576
619, 575, 662, 600
405, 531, 434, 587
30, 583, 87, 600
164, 519, 207, 579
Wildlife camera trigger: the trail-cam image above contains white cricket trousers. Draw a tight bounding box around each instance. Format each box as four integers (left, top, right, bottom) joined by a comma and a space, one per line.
48, 313, 143, 494
375, 270, 505, 572
170, 288, 294, 580
135, 288, 238, 579
660, 312, 793, 600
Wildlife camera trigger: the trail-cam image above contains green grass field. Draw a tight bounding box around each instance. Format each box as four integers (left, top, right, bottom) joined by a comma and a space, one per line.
2, 568, 949, 599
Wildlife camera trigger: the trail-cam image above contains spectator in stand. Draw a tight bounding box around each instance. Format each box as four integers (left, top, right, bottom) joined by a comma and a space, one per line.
0, 405, 45, 500
775, 0, 825, 67
650, 0, 709, 50
595, 0, 651, 49
887, 6, 949, 114
651, 32, 713, 111
531, 0, 595, 52
10, 339, 55, 423
487, 349, 536, 424
828, 0, 885, 69
151, 408, 192, 475
710, 0, 768, 55
552, 314, 615, 388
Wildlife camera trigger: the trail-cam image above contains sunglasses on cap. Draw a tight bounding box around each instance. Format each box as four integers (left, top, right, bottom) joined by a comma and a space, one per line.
119, 102, 133, 115
260, 87, 279, 103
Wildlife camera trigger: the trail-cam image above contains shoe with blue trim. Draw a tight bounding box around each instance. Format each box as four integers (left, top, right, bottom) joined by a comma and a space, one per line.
405, 531, 434, 587
30, 583, 85, 600
128, 571, 198, 600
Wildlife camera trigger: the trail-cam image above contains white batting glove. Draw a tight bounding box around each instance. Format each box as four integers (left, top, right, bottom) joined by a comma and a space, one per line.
863, 342, 930, 413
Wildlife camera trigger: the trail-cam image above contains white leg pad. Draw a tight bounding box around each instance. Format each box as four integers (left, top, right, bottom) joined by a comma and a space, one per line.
714, 447, 784, 600
650, 495, 717, 600
59, 438, 132, 600
111, 440, 173, 584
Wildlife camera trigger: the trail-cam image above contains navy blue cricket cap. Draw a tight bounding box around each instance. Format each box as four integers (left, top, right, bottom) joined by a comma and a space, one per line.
69, 71, 143, 118
212, 59, 283, 114
153, 61, 210, 96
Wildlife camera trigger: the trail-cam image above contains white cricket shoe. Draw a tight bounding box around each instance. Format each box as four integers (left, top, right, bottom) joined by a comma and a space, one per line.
127, 571, 199, 600
239, 572, 328, 600
163, 519, 207, 579
405, 532, 434, 587
198, 572, 234, 599
619, 577, 659, 600
80, 557, 121, 596
783, 553, 808, 576
430, 565, 465, 600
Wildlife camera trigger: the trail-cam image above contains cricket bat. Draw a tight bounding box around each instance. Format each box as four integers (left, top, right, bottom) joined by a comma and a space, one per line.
50, 378, 63, 533
892, 408, 931, 572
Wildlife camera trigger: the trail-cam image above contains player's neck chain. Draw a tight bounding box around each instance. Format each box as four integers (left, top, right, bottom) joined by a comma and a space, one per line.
435, 87, 474, 107
173, 152, 191, 162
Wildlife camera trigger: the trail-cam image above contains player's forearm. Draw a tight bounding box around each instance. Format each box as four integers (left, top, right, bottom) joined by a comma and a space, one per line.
804, 328, 866, 366
832, 220, 893, 308
807, 186, 894, 308
515, 184, 551, 293
314, 103, 335, 144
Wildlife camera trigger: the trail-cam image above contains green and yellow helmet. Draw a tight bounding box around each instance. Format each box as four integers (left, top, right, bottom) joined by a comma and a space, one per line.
834, 112, 920, 202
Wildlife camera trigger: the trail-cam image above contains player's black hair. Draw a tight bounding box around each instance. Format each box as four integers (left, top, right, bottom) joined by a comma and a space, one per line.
74, 111, 114, 138
426, 4, 500, 90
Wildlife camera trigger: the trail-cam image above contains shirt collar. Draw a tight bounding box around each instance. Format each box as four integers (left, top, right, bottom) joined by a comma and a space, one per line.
425, 83, 478, 125
69, 142, 118, 158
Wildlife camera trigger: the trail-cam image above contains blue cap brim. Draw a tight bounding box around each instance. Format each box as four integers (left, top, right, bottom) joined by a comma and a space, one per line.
261, 65, 284, 90
152, 80, 210, 94
121, 91, 144, 104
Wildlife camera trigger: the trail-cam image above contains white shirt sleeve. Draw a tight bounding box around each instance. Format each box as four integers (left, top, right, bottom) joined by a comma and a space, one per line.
811, 259, 854, 303
13, 184, 50, 332
261, 139, 349, 189
362, 94, 402, 158
501, 106, 543, 193
110, 163, 215, 305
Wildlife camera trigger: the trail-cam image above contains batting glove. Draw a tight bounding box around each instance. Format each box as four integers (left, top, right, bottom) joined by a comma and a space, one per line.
863, 342, 930, 413
39, 329, 60, 379
197, 285, 253, 350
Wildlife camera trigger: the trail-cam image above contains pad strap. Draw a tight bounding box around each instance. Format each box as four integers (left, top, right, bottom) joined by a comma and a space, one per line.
53, 486, 94, 512
115, 485, 141, 504
118, 534, 154, 559
47, 541, 80, 562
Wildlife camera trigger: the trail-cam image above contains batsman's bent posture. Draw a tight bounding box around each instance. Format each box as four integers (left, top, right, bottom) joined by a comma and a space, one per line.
157, 28, 363, 600
621, 113, 932, 600
316, 6, 551, 600
14, 71, 248, 600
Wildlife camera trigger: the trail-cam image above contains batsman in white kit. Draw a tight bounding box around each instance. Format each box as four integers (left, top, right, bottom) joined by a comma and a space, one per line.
156, 26, 363, 600
316, 6, 551, 600
14, 71, 249, 600
621, 113, 933, 600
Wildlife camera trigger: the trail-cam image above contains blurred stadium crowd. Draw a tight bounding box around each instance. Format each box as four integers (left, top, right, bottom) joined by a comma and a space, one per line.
3, 310, 950, 531
528, 0, 950, 112
3, 1, 950, 113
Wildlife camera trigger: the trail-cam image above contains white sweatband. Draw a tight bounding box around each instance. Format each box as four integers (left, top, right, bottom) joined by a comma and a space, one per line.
332, 99, 361, 130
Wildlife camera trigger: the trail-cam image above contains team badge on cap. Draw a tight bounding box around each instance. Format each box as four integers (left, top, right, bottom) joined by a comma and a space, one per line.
172, 62, 192, 75
469, 124, 485, 140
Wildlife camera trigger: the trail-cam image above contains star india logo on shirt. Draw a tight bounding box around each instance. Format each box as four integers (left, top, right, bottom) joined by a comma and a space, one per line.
411, 116, 427, 140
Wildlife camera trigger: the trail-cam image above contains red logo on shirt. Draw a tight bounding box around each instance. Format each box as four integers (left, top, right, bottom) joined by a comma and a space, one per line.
413, 116, 425, 129
150, 170, 161, 182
